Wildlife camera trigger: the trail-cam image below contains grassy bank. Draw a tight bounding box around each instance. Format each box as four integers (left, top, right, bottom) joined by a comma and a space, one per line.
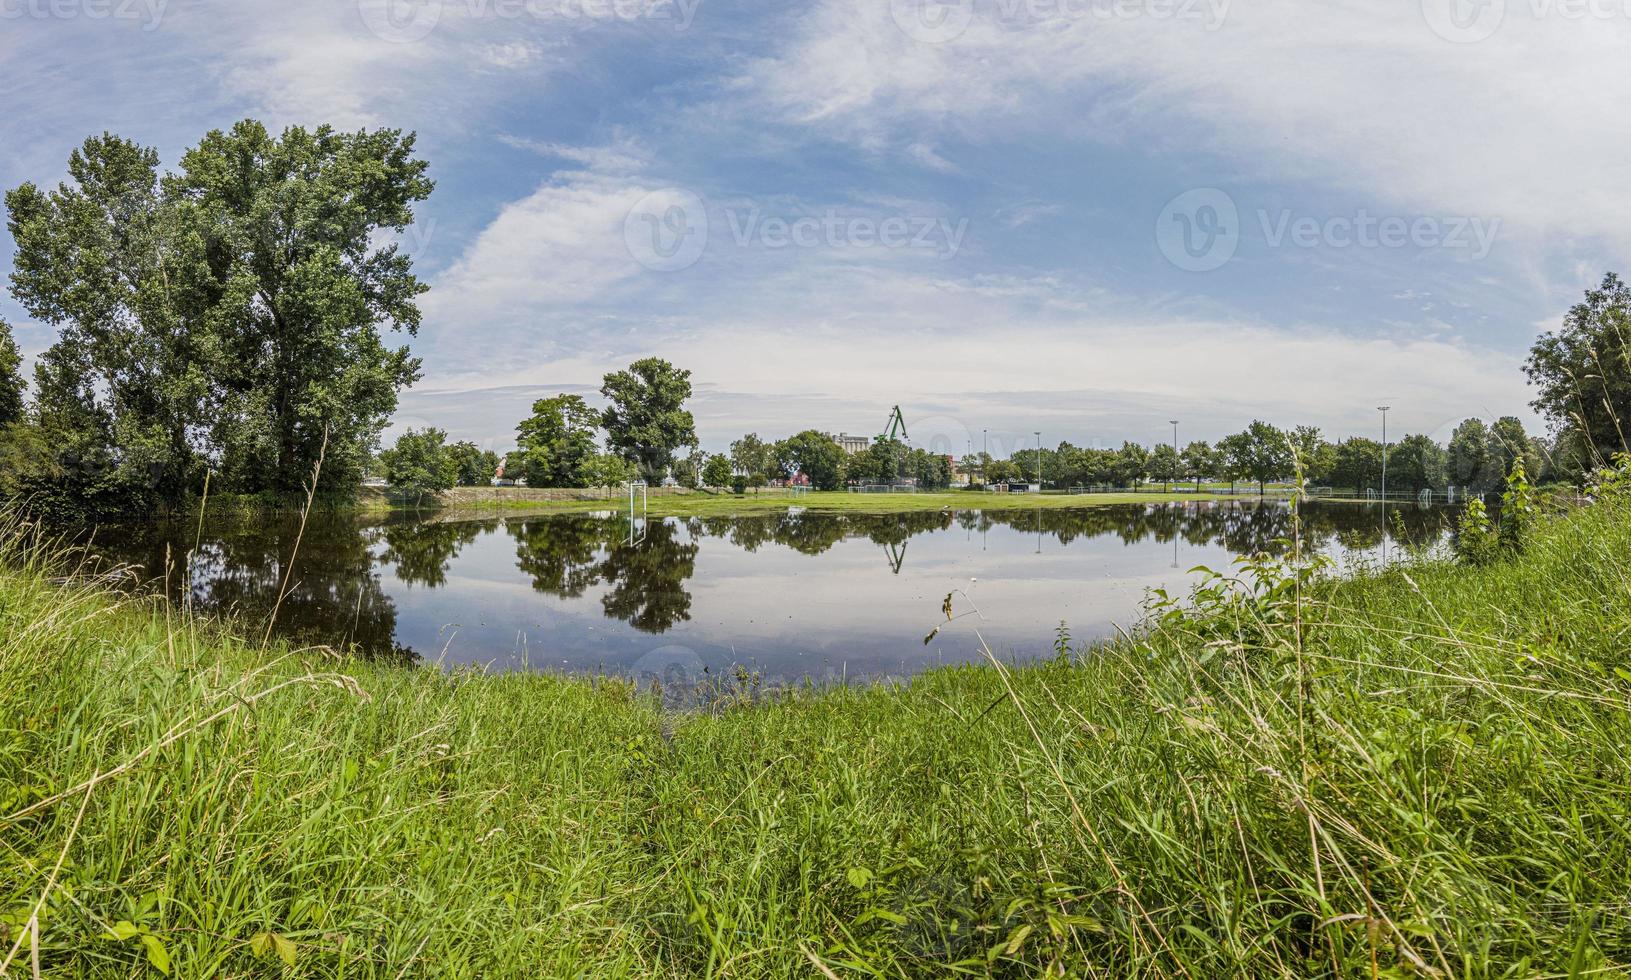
2, 487, 1629, 976
364, 487, 1279, 519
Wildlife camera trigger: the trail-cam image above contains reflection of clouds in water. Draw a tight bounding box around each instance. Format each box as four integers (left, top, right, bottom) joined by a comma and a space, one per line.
83, 501, 1455, 680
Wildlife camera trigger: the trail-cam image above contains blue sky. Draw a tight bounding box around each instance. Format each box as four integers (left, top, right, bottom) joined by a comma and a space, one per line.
2, 0, 1627, 457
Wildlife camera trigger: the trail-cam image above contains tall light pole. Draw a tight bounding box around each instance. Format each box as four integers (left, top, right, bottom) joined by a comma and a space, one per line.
1378, 405, 1391, 565
1035, 431, 1042, 490
982, 428, 988, 488
1169, 420, 1180, 493
1377, 406, 1391, 501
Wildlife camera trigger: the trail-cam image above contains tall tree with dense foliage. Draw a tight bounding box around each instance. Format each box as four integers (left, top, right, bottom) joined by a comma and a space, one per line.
779, 430, 846, 490
0, 318, 22, 427
380, 428, 456, 506
1237, 420, 1293, 494
1149, 443, 1181, 490
5, 121, 433, 503
1488, 417, 1541, 484
600, 358, 696, 480
447, 441, 500, 487
1181, 440, 1214, 491
1446, 418, 1495, 491
1525, 272, 1631, 469
6, 135, 207, 504
1388, 434, 1447, 492
729, 433, 773, 484
1330, 438, 1383, 492
1216, 432, 1251, 493
515, 394, 600, 488
1290, 425, 1334, 483
701, 454, 733, 489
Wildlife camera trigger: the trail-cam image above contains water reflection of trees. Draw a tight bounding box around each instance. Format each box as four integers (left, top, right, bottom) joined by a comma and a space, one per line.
505, 514, 698, 633
85, 513, 413, 661
87, 501, 1454, 660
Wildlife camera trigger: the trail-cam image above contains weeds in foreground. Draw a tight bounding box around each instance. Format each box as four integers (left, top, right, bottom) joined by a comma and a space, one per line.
3, 472, 1631, 975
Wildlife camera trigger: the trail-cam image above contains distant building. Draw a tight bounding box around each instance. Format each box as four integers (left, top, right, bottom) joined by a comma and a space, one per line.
829, 432, 871, 455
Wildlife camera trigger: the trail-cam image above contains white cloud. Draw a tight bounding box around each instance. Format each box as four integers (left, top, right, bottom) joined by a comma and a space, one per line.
756, 0, 1631, 258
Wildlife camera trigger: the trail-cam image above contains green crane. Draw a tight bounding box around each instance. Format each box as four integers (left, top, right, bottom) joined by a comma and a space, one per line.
880, 405, 909, 444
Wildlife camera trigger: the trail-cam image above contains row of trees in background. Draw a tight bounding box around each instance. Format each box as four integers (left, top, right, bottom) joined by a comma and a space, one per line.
956, 415, 1549, 495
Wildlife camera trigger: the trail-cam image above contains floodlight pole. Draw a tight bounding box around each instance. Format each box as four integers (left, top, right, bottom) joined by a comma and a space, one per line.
1378, 406, 1391, 564
1035, 431, 1042, 489
1169, 420, 1180, 492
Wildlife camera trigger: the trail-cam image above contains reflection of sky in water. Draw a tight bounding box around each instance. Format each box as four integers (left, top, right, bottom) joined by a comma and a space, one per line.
91, 501, 1453, 682
394, 507, 1438, 679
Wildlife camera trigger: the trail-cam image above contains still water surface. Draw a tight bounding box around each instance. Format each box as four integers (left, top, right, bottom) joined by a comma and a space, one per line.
87, 501, 1452, 682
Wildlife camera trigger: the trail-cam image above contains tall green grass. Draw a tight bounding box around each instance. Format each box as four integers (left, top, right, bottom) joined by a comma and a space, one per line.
2, 488, 1629, 976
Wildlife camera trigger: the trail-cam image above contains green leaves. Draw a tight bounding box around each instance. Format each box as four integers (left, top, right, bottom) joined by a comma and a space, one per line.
600, 358, 696, 480
5, 120, 433, 506
101, 920, 171, 975
249, 930, 298, 967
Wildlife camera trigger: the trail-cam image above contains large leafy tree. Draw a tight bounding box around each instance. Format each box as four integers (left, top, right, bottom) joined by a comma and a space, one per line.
1330, 438, 1383, 492
1148, 443, 1181, 490
779, 430, 845, 490
1388, 434, 1446, 492
1525, 272, 1631, 467
1233, 420, 1292, 494
7, 135, 210, 503
1181, 440, 1214, 491
6, 121, 433, 503
0, 318, 22, 427
516, 394, 601, 488
173, 121, 431, 495
1488, 416, 1541, 484
1446, 418, 1494, 491
600, 357, 696, 479
380, 427, 456, 505
447, 441, 500, 487
701, 453, 733, 489
729, 433, 774, 483
1290, 425, 1334, 483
